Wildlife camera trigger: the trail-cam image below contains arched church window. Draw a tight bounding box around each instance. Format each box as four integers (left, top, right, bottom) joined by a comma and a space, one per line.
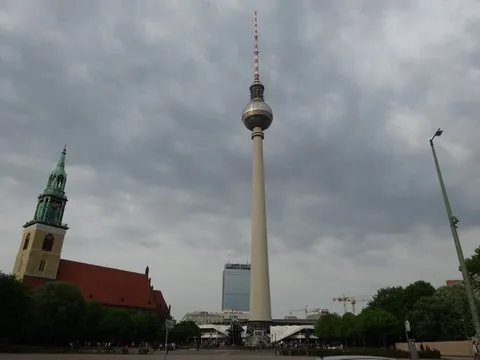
22, 234, 30, 250
42, 234, 54, 252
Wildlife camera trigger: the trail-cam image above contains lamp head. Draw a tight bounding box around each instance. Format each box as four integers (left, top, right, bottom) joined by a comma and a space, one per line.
430, 128, 444, 143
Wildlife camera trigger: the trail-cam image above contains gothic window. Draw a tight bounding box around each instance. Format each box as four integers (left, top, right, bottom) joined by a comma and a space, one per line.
22, 234, 30, 250
38, 260, 46, 272
56, 175, 64, 188
42, 234, 54, 252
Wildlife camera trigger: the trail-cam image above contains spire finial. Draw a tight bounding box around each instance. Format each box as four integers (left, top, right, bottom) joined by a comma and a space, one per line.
57, 145, 67, 168
253, 11, 260, 84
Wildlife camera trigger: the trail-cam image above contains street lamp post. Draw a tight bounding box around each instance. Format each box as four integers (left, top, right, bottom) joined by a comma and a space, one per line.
429, 128, 480, 338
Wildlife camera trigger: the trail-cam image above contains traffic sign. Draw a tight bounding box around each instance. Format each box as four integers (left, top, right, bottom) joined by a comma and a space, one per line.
404, 320, 411, 332
166, 319, 176, 329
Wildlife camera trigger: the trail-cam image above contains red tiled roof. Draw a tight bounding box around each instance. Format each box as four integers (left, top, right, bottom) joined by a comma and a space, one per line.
153, 290, 167, 311
23, 259, 167, 311
446, 279, 463, 287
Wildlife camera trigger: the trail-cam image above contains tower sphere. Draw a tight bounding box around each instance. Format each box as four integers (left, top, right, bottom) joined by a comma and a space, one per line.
242, 100, 273, 132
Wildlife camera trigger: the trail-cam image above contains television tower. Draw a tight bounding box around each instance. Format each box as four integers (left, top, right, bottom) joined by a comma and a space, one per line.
241, 11, 273, 323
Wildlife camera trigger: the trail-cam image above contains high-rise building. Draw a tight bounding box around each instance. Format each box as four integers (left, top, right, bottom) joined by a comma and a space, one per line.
241, 11, 273, 325
222, 263, 251, 312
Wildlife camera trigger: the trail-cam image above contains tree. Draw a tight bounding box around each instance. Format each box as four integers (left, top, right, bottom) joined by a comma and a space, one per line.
171, 321, 200, 344
130, 312, 149, 342
336, 312, 360, 346
408, 284, 477, 341
357, 308, 398, 347
315, 313, 341, 343
465, 245, 480, 293
367, 286, 406, 320
403, 281, 436, 312
33, 282, 86, 344
367, 281, 435, 318
84, 301, 106, 341
144, 313, 163, 343
99, 308, 134, 343
0, 272, 33, 343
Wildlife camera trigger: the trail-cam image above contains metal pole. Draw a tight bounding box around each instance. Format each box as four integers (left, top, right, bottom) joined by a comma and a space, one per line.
430, 136, 480, 337
164, 321, 169, 360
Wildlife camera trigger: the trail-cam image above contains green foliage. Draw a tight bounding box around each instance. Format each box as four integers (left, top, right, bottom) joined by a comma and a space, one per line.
465, 247, 480, 292
0, 272, 34, 343
315, 313, 342, 340
0, 275, 168, 346
34, 282, 86, 344
357, 308, 398, 346
170, 320, 200, 344
316, 308, 399, 347
317, 277, 477, 345
408, 284, 478, 341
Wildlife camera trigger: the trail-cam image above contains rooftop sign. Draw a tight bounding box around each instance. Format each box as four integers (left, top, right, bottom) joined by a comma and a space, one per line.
225, 263, 251, 270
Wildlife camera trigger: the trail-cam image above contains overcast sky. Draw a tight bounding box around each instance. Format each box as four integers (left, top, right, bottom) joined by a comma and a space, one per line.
2, 0, 480, 319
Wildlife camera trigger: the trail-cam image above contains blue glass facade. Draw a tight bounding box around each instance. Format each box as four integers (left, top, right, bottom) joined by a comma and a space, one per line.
222, 263, 251, 312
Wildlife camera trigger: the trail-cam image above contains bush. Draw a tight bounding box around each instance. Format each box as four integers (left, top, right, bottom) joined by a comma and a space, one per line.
418, 349, 442, 359
138, 348, 149, 354
279, 347, 441, 359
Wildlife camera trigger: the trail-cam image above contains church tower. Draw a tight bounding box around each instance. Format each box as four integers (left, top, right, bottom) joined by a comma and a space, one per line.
12, 146, 69, 280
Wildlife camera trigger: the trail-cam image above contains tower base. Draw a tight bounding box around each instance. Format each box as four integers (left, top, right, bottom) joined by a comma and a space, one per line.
245, 320, 272, 347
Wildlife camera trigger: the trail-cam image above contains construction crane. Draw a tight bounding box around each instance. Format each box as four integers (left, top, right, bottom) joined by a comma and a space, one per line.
332, 295, 349, 314
289, 305, 309, 318
332, 295, 372, 314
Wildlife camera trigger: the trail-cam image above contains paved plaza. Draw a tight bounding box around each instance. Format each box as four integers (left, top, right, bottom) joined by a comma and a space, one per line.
0, 349, 307, 360
0, 349, 471, 360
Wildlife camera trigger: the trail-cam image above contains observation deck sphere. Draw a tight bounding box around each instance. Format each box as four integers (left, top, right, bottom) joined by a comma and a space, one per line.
242, 100, 273, 131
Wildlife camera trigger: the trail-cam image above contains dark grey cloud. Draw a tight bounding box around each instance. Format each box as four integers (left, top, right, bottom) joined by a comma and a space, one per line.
1, 0, 480, 318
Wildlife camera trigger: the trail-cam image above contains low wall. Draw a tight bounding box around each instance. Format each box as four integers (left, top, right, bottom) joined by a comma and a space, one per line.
396, 340, 471, 357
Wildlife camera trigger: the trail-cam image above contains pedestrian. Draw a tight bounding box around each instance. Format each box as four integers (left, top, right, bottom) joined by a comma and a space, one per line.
473, 340, 479, 360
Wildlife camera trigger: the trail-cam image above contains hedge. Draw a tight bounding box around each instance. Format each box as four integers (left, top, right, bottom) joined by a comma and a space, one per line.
279, 347, 442, 359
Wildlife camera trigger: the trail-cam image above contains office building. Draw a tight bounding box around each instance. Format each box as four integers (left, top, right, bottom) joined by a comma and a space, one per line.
222, 263, 251, 312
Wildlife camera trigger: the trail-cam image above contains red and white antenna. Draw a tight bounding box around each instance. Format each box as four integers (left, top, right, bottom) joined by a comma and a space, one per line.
253, 11, 260, 84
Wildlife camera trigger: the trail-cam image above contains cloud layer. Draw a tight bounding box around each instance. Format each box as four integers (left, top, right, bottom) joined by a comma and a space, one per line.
1, 0, 480, 318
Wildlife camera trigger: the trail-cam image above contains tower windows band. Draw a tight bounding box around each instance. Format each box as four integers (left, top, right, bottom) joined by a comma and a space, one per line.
42, 234, 54, 252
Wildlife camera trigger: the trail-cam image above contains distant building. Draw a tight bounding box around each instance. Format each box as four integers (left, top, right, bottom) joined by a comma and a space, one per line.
222, 263, 250, 312
446, 280, 463, 287
181, 310, 250, 325
306, 309, 329, 320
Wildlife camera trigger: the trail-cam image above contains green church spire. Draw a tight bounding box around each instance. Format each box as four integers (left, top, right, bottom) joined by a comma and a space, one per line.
44, 145, 67, 195
24, 146, 69, 229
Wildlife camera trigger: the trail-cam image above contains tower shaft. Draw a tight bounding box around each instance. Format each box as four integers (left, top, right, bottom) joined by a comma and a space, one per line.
249, 127, 272, 321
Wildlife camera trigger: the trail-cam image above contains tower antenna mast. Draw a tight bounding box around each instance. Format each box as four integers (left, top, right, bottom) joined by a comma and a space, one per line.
253, 11, 260, 84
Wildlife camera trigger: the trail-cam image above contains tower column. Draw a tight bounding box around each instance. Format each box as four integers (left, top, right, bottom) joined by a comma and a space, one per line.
241, 11, 274, 329
249, 127, 272, 321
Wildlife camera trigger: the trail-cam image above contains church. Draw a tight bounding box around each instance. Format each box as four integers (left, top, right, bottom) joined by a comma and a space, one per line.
11, 147, 168, 314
